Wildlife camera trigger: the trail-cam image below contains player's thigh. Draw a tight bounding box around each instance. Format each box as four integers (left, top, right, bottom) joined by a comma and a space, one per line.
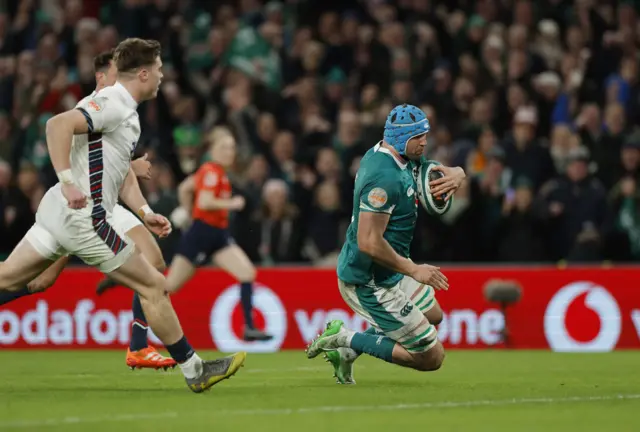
166, 255, 196, 293
424, 298, 443, 325
398, 275, 439, 317
213, 243, 256, 282
126, 225, 165, 271
27, 255, 70, 293
338, 279, 438, 353
0, 235, 57, 291
111, 205, 165, 271
108, 250, 165, 300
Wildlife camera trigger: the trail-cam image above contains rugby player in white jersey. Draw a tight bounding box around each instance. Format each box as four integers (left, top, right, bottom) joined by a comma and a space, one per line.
0, 49, 177, 370
0, 38, 245, 393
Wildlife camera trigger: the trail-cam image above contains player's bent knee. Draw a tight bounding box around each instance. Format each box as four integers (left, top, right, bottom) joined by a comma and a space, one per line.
133, 268, 168, 302
152, 257, 167, 273
0, 268, 21, 292
412, 342, 445, 372
243, 265, 257, 283
149, 271, 167, 294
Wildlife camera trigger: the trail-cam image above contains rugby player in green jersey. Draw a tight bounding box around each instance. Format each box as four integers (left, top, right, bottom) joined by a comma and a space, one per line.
306, 104, 465, 384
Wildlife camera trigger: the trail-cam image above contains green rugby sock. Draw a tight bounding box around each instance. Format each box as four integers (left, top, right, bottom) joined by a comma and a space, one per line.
349, 332, 395, 363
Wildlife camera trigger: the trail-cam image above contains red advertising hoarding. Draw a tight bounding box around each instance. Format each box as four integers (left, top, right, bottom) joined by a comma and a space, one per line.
1, 267, 639, 352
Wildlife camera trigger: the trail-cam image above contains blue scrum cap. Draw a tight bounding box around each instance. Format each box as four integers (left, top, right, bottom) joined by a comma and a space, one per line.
383, 104, 430, 155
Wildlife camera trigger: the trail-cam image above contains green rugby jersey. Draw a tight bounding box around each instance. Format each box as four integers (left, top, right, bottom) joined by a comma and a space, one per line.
337, 143, 419, 288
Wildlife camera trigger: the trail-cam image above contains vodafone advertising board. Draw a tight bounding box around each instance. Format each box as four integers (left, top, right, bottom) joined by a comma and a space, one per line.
1, 267, 639, 352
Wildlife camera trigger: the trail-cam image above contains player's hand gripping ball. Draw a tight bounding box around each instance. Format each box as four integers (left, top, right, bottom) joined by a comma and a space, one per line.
415, 160, 454, 216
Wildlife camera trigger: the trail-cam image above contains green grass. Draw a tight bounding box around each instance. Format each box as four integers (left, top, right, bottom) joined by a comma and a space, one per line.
0, 350, 639, 431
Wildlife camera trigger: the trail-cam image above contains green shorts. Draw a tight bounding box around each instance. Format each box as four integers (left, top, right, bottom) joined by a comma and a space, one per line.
338, 276, 438, 353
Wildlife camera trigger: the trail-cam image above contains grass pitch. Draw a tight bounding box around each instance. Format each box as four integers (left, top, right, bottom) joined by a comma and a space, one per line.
0, 350, 638, 431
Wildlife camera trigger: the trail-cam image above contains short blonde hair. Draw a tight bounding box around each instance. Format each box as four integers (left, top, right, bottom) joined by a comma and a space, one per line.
207, 126, 233, 145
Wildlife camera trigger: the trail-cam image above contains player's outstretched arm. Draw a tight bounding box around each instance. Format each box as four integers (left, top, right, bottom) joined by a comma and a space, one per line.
358, 212, 449, 290
177, 175, 195, 212
196, 188, 245, 211
45, 109, 90, 176
46, 109, 94, 208
120, 167, 148, 212
358, 212, 416, 275
120, 167, 171, 237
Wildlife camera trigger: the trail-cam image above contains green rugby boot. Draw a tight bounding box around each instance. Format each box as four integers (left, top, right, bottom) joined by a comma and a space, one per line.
324, 348, 357, 385
305, 320, 352, 359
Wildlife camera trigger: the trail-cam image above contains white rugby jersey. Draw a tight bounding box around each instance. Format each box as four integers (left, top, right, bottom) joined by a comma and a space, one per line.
70, 82, 140, 218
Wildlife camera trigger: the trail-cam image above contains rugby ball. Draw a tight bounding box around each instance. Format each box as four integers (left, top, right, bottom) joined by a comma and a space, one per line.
415, 160, 453, 216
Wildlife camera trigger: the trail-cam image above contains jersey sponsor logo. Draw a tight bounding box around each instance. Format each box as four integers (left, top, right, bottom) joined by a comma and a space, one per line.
407, 186, 414, 197
204, 171, 218, 188
87, 100, 101, 112
544, 281, 621, 352
367, 187, 388, 208
400, 302, 414, 317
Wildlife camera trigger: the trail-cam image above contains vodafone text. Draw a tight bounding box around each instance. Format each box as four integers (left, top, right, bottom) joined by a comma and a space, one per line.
0, 300, 162, 346
295, 309, 505, 346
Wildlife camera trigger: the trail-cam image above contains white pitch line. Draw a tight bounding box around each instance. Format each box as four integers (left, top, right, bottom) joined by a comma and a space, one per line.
246, 366, 328, 373
45, 366, 329, 380
1, 394, 639, 429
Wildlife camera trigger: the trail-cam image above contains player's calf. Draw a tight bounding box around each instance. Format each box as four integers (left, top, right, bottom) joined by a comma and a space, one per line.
27, 256, 69, 293
109, 251, 246, 391
0, 240, 54, 293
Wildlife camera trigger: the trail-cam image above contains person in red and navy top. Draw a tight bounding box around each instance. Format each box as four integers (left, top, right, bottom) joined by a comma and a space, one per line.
167, 130, 272, 342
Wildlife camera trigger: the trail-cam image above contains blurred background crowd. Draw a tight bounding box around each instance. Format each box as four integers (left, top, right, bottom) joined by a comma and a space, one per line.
1, 0, 640, 265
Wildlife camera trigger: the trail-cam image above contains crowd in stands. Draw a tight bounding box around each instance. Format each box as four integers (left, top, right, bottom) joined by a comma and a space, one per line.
1, 0, 640, 265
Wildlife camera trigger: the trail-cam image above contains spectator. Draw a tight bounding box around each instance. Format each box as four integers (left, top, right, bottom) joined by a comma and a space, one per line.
496, 177, 545, 262
536, 147, 607, 262
251, 179, 303, 265
502, 106, 556, 191
606, 175, 640, 261
303, 180, 343, 266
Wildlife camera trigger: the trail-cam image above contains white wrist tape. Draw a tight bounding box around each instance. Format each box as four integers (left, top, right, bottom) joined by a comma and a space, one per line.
57, 170, 74, 184
137, 204, 153, 218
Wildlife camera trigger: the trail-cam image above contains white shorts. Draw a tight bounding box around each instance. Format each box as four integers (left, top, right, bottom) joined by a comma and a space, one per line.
25, 186, 136, 273
338, 276, 438, 353
112, 203, 143, 234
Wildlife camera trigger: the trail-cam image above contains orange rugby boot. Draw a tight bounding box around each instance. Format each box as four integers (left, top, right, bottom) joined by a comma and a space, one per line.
126, 346, 177, 371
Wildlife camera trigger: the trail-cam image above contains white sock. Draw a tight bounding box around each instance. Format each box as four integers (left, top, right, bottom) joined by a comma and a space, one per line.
179, 352, 203, 379
338, 347, 359, 362
340, 328, 356, 347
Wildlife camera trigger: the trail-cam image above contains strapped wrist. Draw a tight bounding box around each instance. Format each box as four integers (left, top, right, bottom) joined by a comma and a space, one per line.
137, 204, 153, 218
57, 169, 74, 185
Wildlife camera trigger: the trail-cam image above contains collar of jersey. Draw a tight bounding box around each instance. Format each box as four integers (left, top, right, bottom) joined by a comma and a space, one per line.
375, 142, 407, 170
113, 82, 139, 109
